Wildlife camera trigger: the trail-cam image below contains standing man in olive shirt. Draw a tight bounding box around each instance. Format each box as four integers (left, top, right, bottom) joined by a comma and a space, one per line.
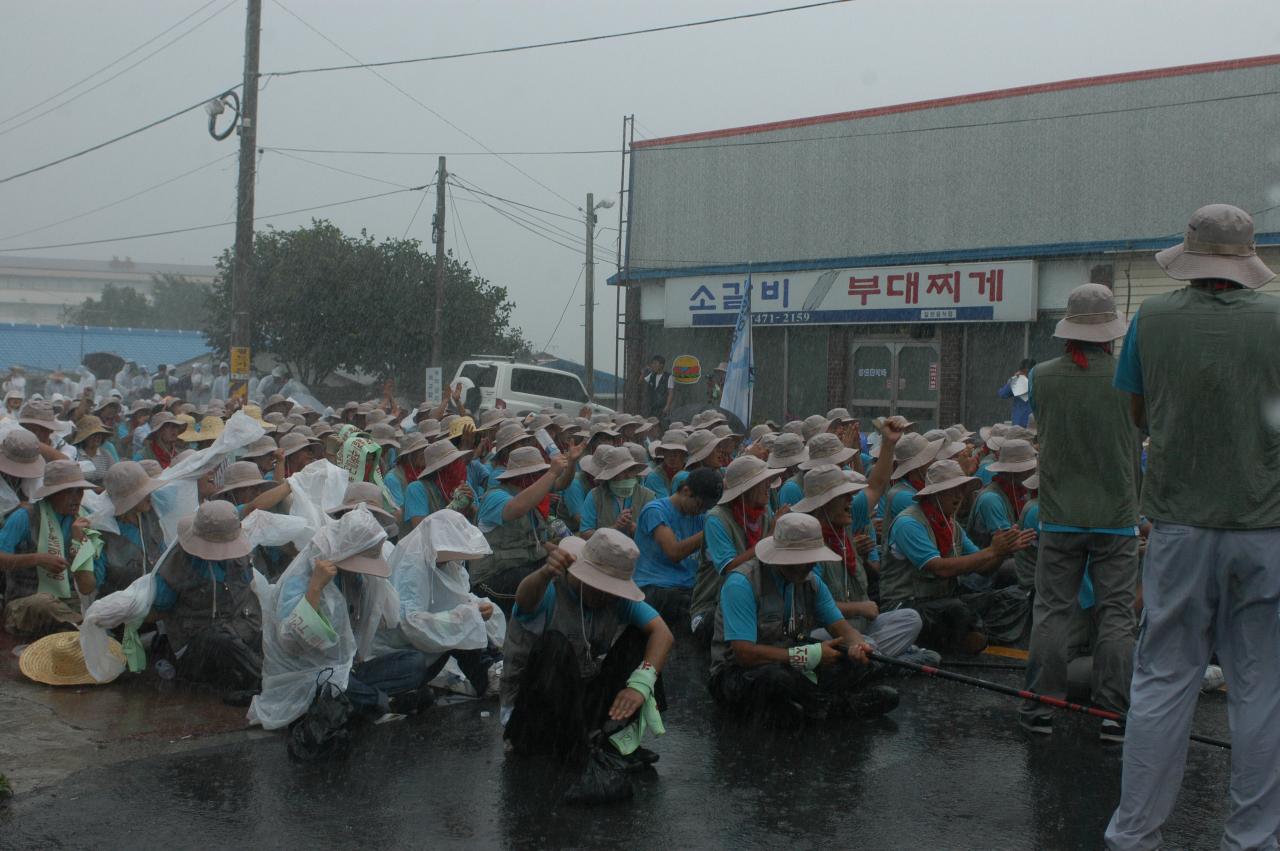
1020, 283, 1140, 742
1105, 204, 1280, 851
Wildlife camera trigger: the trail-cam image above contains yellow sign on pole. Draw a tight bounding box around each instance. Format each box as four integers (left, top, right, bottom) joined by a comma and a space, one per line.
230, 347, 251, 379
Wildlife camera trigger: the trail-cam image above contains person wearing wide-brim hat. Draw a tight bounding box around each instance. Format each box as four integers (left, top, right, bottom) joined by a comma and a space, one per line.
643, 429, 688, 499
682, 428, 731, 478
1018, 281, 1144, 746
148, 500, 263, 700
579, 445, 655, 542
707, 511, 898, 725
383, 431, 429, 513
0, 460, 101, 638
489, 421, 536, 478
137, 411, 183, 469
469, 446, 570, 613
404, 439, 475, 531
179, 414, 225, 449
966, 438, 1037, 552
765, 432, 808, 512
0, 429, 46, 496
879, 431, 946, 547
67, 414, 115, 485
238, 435, 279, 478
97, 460, 167, 597
503, 527, 674, 769
444, 414, 495, 502
1104, 206, 1280, 848
327, 480, 400, 540
879, 460, 1034, 658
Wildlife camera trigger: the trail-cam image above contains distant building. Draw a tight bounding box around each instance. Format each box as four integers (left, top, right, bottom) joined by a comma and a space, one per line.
0, 255, 216, 325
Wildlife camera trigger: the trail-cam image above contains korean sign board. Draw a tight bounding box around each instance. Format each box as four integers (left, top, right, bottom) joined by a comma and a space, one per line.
663, 261, 1036, 328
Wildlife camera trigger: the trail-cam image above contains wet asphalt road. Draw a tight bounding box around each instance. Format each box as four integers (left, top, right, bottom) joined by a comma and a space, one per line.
0, 643, 1233, 850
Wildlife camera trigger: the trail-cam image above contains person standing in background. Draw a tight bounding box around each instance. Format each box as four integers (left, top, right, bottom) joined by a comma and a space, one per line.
642, 355, 675, 419
998, 359, 1036, 427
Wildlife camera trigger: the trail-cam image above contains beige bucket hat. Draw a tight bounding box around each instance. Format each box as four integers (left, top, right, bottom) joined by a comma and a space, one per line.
655, 429, 689, 454
326, 481, 398, 536
178, 500, 253, 561
68, 415, 111, 447
718, 455, 781, 505
593, 445, 648, 482
981, 423, 1012, 451
418, 439, 467, 478
756, 512, 840, 566
497, 445, 550, 481
493, 422, 534, 455
579, 445, 611, 478
139, 460, 163, 478
1054, 283, 1130, 343
800, 432, 856, 471
1023, 472, 1040, 491
566, 527, 644, 602
800, 414, 832, 442
748, 424, 775, 444
792, 463, 870, 514
891, 432, 945, 480
33, 460, 94, 500
105, 461, 164, 515
279, 432, 314, 458
368, 422, 400, 450
214, 461, 272, 497
588, 422, 621, 442
18, 400, 59, 430
825, 407, 856, 425
0, 428, 44, 478
415, 418, 443, 441
19, 632, 124, 687
683, 429, 721, 467
475, 409, 506, 432
767, 432, 808, 470
397, 432, 429, 457
1155, 203, 1275, 289
987, 438, 1038, 473
624, 441, 649, 467
148, 411, 179, 432
922, 429, 967, 462
240, 436, 278, 461
912, 459, 980, 500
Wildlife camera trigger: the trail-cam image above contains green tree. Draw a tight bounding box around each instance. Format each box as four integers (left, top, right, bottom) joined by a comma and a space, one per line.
68, 274, 210, 330
203, 219, 528, 388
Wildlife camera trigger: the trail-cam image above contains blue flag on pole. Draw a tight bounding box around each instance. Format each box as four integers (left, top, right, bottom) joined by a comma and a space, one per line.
721, 275, 753, 425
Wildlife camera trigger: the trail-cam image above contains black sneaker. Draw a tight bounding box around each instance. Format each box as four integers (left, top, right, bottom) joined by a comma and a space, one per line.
1100, 719, 1125, 743
852, 685, 900, 718
1019, 715, 1053, 735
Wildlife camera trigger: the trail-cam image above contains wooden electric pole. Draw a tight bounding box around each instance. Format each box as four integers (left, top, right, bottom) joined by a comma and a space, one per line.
229, 0, 261, 403
431, 156, 447, 368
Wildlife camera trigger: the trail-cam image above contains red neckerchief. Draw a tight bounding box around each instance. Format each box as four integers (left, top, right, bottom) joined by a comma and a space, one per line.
1064, 340, 1113, 370
996, 475, 1027, 515
920, 499, 955, 556
149, 436, 174, 469
731, 499, 766, 548
820, 519, 858, 578
508, 474, 550, 519
906, 471, 927, 492
399, 457, 424, 485
436, 457, 469, 500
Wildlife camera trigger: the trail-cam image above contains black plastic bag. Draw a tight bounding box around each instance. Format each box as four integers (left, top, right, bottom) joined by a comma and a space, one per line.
288, 668, 353, 762
562, 746, 634, 806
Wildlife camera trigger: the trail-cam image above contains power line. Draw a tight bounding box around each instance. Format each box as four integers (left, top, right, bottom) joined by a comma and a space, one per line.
446, 182, 480, 276
542, 264, 586, 353
450, 175, 581, 222
268, 148, 416, 188
270, 0, 578, 212
451, 181, 594, 249
449, 176, 617, 259
0, 0, 222, 129
263, 0, 852, 77
0, 152, 236, 243
402, 190, 429, 239
0, 85, 239, 186
461, 194, 590, 257
259, 144, 619, 157
0, 185, 429, 253
0, 0, 238, 139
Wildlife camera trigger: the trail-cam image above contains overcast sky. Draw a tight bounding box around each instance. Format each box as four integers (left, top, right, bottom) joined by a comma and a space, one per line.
2, 0, 1278, 372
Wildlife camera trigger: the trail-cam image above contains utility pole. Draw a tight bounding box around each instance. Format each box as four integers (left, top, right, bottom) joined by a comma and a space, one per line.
584, 192, 595, 398
430, 156, 447, 368
229, 0, 261, 403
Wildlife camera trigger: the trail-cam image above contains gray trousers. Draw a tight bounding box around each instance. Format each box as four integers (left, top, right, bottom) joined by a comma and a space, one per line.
1022, 530, 1138, 719
811, 608, 923, 658
1105, 523, 1280, 851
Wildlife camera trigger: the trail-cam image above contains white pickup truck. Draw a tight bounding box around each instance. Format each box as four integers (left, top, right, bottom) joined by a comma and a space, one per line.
452, 359, 613, 417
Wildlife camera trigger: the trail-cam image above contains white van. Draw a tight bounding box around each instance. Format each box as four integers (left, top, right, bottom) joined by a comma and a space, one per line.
452, 359, 613, 416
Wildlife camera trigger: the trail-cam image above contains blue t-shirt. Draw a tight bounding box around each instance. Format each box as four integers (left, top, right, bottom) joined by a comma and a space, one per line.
720, 568, 843, 642
580, 487, 639, 534
971, 489, 1014, 536
514, 581, 658, 654
889, 512, 980, 568
467, 459, 490, 498
850, 491, 879, 564
476, 486, 543, 536
403, 479, 434, 524
634, 497, 704, 589
0, 507, 105, 579
644, 467, 678, 499
670, 469, 689, 494
976, 457, 996, 486
152, 558, 227, 611
1114, 316, 1143, 395
560, 474, 591, 523
777, 477, 803, 508
384, 467, 407, 509
703, 512, 743, 574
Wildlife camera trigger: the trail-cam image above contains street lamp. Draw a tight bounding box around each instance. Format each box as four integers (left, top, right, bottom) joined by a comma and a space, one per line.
584, 195, 614, 401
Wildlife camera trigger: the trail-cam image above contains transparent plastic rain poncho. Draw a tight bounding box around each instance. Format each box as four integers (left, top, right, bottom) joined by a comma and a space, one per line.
282, 459, 350, 540
375, 509, 506, 661
248, 507, 400, 730
81, 411, 266, 541
78, 540, 177, 682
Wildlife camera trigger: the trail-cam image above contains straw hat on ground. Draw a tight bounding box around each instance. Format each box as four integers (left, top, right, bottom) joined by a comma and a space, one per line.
496, 446, 550, 481
178, 501, 253, 561
913, 459, 981, 500
565, 528, 644, 602
105, 461, 164, 515
19, 632, 124, 686
792, 464, 869, 514
0, 428, 44, 478
718, 455, 781, 505
756, 513, 840, 566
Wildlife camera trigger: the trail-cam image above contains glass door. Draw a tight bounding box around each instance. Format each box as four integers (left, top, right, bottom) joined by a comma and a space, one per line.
845, 339, 941, 432
848, 343, 894, 428
896, 343, 941, 432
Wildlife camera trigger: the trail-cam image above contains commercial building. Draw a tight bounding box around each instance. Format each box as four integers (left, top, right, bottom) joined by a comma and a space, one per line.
0, 256, 216, 325
614, 54, 1280, 428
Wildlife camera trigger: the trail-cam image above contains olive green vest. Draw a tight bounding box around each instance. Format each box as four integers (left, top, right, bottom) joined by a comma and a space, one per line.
817, 551, 871, 633
709, 558, 820, 677
1031, 351, 1139, 528
879, 504, 960, 606
1132, 287, 1280, 528
690, 505, 773, 622
1013, 498, 1038, 593
470, 484, 547, 586
101, 510, 165, 597
588, 484, 654, 534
